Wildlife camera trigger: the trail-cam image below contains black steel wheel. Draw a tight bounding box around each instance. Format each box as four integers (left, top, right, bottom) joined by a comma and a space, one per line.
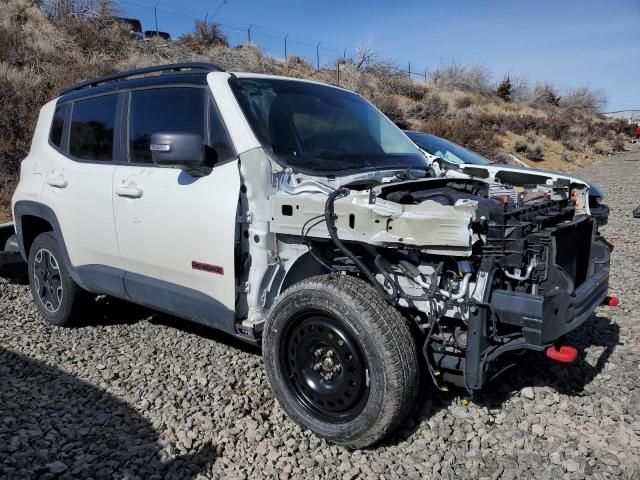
263, 274, 418, 448
281, 313, 369, 423
28, 232, 86, 327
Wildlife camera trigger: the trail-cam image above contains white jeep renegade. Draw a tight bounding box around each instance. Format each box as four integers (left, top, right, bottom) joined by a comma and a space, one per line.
10, 63, 613, 447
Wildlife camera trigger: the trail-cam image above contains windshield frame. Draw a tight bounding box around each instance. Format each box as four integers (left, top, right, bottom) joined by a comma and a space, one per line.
405, 131, 493, 166
229, 76, 427, 176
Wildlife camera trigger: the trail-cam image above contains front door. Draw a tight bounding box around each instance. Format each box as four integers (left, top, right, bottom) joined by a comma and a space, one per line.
112, 86, 239, 332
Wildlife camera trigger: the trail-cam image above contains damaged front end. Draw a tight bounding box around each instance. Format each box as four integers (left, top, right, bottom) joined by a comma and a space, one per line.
251, 165, 611, 392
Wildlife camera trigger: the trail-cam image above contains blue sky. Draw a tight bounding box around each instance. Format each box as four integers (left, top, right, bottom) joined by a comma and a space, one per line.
117, 0, 639, 111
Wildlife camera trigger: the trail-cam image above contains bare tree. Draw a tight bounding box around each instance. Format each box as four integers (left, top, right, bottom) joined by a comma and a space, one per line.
509, 75, 530, 103
561, 86, 608, 113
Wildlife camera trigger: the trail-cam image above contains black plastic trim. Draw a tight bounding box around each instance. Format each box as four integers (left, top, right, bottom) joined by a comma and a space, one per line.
124, 272, 235, 334
491, 266, 609, 346
60, 62, 224, 96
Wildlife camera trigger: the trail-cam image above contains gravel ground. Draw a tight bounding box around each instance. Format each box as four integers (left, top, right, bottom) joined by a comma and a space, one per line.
1, 147, 640, 480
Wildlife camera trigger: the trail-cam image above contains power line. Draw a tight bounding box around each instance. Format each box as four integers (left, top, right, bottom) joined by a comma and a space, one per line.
115, 0, 429, 76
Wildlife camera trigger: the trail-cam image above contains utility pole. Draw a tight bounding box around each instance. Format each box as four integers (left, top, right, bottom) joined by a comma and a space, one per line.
343, 47, 348, 60
316, 41, 321, 69
247, 24, 252, 43
408, 61, 411, 78
284, 33, 289, 61
203, 13, 208, 27
154, 1, 159, 36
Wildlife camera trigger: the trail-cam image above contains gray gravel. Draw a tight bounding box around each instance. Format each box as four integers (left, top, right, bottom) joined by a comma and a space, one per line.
2, 147, 640, 479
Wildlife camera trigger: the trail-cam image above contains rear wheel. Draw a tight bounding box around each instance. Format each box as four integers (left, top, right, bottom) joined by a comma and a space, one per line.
263, 275, 418, 448
28, 232, 86, 327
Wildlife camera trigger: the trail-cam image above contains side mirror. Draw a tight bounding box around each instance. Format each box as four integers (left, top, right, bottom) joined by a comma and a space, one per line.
150, 132, 206, 171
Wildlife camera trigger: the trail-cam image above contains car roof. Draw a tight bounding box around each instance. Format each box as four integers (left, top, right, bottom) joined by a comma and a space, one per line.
57, 63, 351, 103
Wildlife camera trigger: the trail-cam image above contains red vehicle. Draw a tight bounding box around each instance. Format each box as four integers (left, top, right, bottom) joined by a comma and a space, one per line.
635, 126, 640, 139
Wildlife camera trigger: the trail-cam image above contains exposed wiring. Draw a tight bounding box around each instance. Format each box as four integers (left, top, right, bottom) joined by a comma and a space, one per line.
374, 254, 398, 300
324, 187, 396, 302
300, 214, 335, 272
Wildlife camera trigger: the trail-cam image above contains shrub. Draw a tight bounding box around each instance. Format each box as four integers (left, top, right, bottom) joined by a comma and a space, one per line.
372, 95, 408, 129
532, 83, 561, 107
525, 143, 544, 161
593, 141, 610, 155
176, 20, 228, 52
454, 95, 473, 109
610, 137, 625, 152
496, 75, 512, 102
513, 139, 528, 153
429, 60, 492, 95
406, 93, 448, 121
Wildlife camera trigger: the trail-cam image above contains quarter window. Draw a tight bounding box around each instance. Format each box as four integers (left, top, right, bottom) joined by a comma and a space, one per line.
50, 104, 68, 149
129, 87, 206, 163
69, 94, 118, 161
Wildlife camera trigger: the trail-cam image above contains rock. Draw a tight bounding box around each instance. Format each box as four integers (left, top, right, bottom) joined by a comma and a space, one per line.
521, 387, 535, 400
600, 453, 619, 466
563, 459, 579, 473
46, 462, 68, 475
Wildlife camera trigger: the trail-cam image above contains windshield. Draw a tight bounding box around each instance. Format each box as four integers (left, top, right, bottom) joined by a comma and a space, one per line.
405, 131, 493, 166
230, 77, 426, 175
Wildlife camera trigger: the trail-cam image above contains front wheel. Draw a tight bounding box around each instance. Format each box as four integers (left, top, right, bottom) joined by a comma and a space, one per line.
262, 275, 418, 448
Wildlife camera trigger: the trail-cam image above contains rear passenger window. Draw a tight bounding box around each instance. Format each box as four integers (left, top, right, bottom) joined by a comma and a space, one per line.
50, 104, 68, 149
129, 87, 206, 163
69, 94, 118, 161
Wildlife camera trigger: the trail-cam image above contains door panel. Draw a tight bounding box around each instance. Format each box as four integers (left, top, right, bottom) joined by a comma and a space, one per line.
42, 159, 120, 269
112, 161, 240, 325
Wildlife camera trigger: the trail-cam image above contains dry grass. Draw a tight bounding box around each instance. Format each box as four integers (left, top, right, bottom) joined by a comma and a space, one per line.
0, 178, 14, 223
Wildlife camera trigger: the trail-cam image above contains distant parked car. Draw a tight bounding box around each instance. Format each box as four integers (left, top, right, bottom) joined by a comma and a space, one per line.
404, 130, 609, 226
115, 17, 143, 41
144, 30, 171, 42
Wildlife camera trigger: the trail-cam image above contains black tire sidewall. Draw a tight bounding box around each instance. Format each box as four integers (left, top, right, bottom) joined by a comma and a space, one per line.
263, 276, 413, 447
28, 232, 78, 327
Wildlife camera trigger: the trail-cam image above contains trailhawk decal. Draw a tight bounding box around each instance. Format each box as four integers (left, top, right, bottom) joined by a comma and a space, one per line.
191, 261, 224, 275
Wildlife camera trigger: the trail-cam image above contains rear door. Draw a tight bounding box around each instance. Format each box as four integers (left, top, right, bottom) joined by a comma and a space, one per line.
40, 93, 125, 296
112, 86, 240, 332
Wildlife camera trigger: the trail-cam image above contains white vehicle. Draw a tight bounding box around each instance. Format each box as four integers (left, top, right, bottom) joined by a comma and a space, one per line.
6, 63, 614, 447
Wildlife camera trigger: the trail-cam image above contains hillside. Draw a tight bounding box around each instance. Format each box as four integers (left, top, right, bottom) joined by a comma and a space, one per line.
0, 1, 633, 222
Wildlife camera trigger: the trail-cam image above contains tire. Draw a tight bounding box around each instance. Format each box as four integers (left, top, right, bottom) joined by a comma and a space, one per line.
263, 274, 418, 448
28, 232, 86, 327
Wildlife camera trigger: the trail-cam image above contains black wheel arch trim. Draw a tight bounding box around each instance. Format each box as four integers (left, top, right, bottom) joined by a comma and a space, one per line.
13, 200, 88, 289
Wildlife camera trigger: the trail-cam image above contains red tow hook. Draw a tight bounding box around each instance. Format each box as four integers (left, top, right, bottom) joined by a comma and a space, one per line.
603, 295, 620, 307
545, 345, 578, 363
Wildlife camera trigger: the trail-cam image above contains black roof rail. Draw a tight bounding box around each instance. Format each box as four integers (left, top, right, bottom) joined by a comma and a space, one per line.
60, 62, 225, 95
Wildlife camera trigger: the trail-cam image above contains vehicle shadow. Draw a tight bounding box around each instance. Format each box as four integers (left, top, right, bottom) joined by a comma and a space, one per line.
0, 347, 217, 479
475, 314, 619, 406
77, 295, 260, 355
380, 313, 619, 448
